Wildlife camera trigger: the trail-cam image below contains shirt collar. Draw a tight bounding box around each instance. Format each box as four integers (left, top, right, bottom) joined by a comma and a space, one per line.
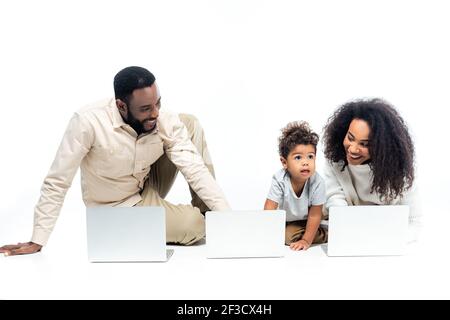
108, 98, 127, 129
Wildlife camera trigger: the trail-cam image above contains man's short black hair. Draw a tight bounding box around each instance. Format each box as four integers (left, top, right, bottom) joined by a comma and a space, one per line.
114, 66, 156, 104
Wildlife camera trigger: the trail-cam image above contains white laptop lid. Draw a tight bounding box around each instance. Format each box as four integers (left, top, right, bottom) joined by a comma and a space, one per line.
327, 205, 409, 257
206, 210, 286, 258
86, 206, 168, 262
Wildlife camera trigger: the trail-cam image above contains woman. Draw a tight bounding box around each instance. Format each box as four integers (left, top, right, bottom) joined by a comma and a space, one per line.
322, 98, 421, 242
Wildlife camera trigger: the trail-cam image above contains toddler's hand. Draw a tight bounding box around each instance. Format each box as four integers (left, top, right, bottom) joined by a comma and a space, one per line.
290, 239, 310, 251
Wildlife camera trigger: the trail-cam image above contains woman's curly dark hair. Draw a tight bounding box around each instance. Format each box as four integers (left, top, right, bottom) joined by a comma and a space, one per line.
322, 98, 414, 201
279, 121, 319, 159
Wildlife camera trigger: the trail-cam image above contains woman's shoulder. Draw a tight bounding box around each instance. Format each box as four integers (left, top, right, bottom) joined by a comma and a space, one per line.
323, 160, 346, 174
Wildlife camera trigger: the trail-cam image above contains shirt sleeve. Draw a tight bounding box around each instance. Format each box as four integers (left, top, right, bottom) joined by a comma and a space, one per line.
310, 175, 326, 206
323, 161, 348, 210
400, 183, 423, 243
32, 113, 93, 246
162, 114, 230, 211
266, 173, 284, 204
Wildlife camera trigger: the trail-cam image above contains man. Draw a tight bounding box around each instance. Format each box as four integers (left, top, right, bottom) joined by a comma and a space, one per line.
0, 66, 230, 256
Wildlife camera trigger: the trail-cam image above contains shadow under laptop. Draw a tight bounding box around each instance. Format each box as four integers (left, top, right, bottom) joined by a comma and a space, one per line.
320, 244, 328, 255
89, 249, 174, 263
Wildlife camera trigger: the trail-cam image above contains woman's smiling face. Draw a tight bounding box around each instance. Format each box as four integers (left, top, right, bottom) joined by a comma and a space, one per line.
343, 118, 371, 165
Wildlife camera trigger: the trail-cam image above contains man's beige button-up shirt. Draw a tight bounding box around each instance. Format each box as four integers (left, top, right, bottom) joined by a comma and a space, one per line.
32, 98, 230, 246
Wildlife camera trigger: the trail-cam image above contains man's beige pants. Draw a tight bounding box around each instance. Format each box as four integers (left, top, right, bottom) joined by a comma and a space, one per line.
136, 114, 214, 245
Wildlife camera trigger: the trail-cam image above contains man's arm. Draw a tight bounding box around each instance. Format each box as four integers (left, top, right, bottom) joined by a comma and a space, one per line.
162, 113, 230, 211
0, 242, 42, 256
1, 113, 93, 256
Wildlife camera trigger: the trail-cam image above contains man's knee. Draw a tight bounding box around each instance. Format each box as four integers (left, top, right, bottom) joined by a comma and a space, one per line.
183, 213, 205, 244
169, 211, 205, 245
179, 113, 199, 125
178, 113, 202, 137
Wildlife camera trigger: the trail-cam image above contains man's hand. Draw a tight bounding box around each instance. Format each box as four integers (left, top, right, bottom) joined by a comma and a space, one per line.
289, 239, 311, 251
0, 242, 42, 256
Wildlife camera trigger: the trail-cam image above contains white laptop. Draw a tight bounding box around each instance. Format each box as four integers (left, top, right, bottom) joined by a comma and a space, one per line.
86, 206, 172, 262
205, 210, 286, 258
327, 205, 409, 257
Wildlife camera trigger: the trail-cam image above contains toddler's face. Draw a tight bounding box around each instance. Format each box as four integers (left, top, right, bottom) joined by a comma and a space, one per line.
282, 144, 316, 181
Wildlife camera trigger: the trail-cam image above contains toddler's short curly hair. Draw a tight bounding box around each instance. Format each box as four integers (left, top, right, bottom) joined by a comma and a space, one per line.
278, 121, 319, 159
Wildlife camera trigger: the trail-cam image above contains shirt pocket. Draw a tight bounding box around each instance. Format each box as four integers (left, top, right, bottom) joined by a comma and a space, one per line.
134, 141, 165, 182
94, 144, 134, 178
140, 141, 164, 169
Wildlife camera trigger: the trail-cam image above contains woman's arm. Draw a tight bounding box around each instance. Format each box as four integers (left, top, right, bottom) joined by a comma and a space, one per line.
400, 184, 423, 243
323, 162, 348, 210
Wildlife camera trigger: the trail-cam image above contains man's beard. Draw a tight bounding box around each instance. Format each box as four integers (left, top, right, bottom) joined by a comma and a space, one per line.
126, 114, 145, 135
126, 112, 150, 135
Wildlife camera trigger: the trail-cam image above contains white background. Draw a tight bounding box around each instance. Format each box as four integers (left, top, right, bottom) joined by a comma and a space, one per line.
1, 0, 449, 299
